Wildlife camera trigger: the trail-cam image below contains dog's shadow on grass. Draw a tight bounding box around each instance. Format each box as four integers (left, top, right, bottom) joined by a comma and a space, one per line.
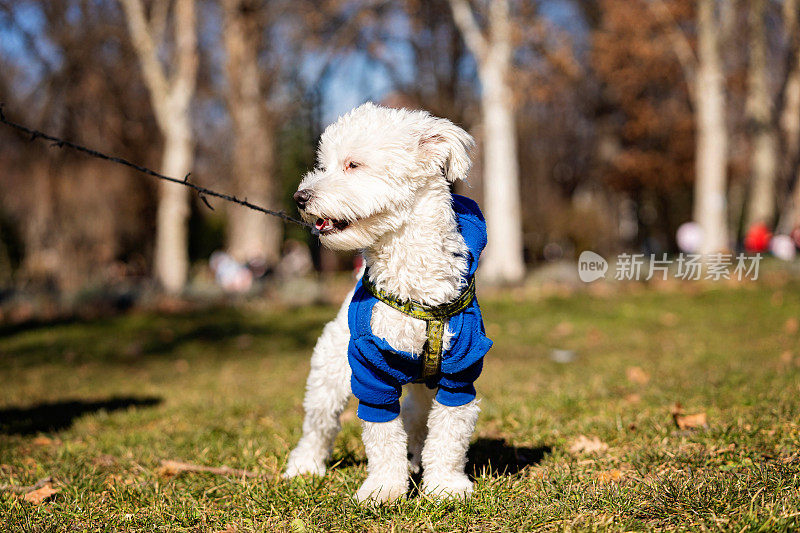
466, 438, 551, 478
331, 437, 551, 480
0, 396, 162, 435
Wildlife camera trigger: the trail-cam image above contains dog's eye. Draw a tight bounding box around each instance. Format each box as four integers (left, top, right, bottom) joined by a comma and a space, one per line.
347, 161, 360, 170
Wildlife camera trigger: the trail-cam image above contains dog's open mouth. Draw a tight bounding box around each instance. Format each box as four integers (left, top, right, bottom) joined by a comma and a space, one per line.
315, 217, 351, 235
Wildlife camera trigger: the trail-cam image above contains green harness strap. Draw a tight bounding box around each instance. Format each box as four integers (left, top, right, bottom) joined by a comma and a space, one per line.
360, 274, 476, 382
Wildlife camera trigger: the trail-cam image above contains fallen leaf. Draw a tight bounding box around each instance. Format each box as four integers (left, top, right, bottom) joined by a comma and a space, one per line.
23, 484, 59, 504
486, 323, 501, 337
92, 454, 117, 468
552, 321, 574, 338
709, 443, 736, 456
105, 474, 136, 488
772, 291, 784, 306
527, 468, 547, 479
157, 462, 181, 478
585, 327, 604, 346
673, 410, 708, 430
785, 317, 799, 335
569, 435, 608, 455
781, 351, 794, 365
624, 393, 641, 404
626, 366, 650, 385
593, 469, 623, 484
32, 436, 54, 447
659, 313, 678, 327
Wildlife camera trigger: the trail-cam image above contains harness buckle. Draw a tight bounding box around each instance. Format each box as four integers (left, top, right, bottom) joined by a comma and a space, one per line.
361, 272, 476, 383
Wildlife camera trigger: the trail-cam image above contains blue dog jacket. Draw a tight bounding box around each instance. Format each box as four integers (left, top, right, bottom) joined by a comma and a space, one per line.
347, 194, 493, 423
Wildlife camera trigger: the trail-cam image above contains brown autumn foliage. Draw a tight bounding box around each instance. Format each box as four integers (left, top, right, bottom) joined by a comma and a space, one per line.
591, 0, 696, 249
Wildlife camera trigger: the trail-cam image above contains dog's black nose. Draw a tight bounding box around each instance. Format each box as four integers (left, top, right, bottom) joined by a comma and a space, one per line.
293, 189, 312, 209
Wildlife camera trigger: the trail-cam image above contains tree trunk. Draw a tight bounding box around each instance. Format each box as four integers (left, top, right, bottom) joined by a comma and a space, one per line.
781, 60, 800, 231
745, 0, 778, 229
479, 58, 525, 284
154, 129, 192, 292
222, 0, 281, 266
120, 0, 198, 293
0, 233, 10, 286
778, 0, 800, 232
447, 0, 525, 285
694, 0, 729, 254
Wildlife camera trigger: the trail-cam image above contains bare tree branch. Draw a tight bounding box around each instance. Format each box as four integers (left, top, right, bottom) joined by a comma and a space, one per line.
119, 0, 170, 125
0, 477, 53, 494
150, 0, 170, 46
158, 460, 263, 479
168, 0, 198, 109
644, 0, 697, 106
786, 0, 799, 35
487, 0, 511, 55
448, 0, 488, 63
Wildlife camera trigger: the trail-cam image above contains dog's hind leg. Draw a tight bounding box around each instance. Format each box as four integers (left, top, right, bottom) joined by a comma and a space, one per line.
284, 301, 352, 478
401, 383, 436, 474
420, 398, 479, 499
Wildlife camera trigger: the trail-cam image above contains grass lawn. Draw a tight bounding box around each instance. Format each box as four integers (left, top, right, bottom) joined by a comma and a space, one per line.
1, 279, 799, 531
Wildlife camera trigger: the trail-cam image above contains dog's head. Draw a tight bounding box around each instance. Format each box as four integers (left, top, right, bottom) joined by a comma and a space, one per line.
294, 103, 474, 251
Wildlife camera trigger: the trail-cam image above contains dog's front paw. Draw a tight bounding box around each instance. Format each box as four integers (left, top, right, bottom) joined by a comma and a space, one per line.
421, 473, 473, 500
355, 474, 408, 505
283, 448, 327, 478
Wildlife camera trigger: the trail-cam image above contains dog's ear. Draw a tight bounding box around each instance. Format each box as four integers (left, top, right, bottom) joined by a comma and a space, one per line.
419, 118, 475, 183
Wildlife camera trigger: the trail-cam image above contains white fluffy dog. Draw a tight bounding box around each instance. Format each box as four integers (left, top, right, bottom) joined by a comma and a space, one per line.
284, 103, 492, 504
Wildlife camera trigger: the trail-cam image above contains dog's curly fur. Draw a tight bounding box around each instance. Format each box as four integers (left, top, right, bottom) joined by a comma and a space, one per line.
284, 103, 481, 503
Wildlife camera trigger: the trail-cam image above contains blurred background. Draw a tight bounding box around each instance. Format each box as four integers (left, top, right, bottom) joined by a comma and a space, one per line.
1, 0, 799, 317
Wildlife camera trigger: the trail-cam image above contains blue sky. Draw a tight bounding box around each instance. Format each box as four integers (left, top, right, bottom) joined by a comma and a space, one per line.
0, 1, 584, 126
311, 0, 585, 124
0, 3, 60, 92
